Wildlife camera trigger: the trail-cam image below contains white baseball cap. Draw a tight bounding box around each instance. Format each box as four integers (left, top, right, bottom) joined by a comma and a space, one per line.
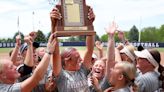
92, 53, 98, 59
134, 49, 158, 68
120, 47, 135, 62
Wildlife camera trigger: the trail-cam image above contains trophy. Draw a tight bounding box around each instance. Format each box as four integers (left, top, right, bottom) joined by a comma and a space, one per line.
55, 0, 96, 37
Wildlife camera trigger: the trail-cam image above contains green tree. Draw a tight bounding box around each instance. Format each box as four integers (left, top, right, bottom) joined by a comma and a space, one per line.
35, 30, 46, 42
7, 38, 14, 42
124, 31, 129, 40
0, 38, 7, 42
77, 35, 86, 41
114, 33, 119, 42
67, 36, 76, 42
100, 34, 108, 42
128, 25, 139, 42
140, 27, 158, 42
158, 24, 164, 42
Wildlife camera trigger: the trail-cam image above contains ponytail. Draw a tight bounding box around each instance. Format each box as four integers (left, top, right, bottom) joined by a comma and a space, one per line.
148, 49, 164, 89
158, 64, 164, 88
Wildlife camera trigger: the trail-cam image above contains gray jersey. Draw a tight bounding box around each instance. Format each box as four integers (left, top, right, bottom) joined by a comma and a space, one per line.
100, 77, 111, 91
113, 86, 131, 92
135, 71, 160, 92
56, 65, 90, 92
0, 83, 21, 92
89, 77, 111, 92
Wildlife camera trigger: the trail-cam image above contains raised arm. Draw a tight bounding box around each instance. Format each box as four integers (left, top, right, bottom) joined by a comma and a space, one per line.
21, 31, 37, 67
105, 22, 117, 78
52, 38, 61, 77
50, 8, 62, 77
118, 31, 129, 45
10, 35, 21, 65
21, 34, 56, 92
23, 35, 34, 67
83, 7, 95, 70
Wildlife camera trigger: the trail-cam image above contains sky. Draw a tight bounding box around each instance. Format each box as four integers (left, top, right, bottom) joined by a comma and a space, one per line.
0, 0, 164, 38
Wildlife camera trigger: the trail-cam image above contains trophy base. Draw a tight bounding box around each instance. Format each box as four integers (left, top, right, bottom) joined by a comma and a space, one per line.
55, 31, 96, 37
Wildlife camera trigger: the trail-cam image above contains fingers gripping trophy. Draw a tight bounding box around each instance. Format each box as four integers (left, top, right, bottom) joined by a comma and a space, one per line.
49, 0, 96, 36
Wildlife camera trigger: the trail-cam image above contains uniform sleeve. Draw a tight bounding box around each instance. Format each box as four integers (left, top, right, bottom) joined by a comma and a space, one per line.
9, 83, 21, 92
135, 77, 146, 92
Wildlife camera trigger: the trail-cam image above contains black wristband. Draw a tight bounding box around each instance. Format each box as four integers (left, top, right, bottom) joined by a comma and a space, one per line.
46, 50, 52, 55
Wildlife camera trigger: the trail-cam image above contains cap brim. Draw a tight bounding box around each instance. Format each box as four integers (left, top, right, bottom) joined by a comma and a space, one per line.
134, 51, 147, 59
20, 43, 28, 54
92, 53, 98, 59
120, 49, 125, 53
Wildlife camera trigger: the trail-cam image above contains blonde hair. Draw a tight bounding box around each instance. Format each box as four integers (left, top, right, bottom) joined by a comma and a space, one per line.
60, 47, 77, 66
117, 61, 136, 82
125, 44, 136, 58
121, 44, 137, 63
117, 61, 138, 91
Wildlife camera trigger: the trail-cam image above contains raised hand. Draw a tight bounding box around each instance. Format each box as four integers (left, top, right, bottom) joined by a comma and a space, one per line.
105, 21, 117, 36
50, 8, 62, 33
117, 30, 125, 41
50, 8, 62, 23
24, 35, 33, 45
16, 35, 21, 46
95, 41, 103, 51
29, 31, 37, 41
88, 7, 95, 23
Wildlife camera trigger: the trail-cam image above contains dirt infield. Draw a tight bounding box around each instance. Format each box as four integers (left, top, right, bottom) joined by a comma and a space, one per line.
0, 51, 164, 66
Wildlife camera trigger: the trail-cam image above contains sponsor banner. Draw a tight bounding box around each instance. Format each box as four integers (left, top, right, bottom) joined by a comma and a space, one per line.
0, 43, 15, 48
103, 42, 163, 48
0, 42, 164, 48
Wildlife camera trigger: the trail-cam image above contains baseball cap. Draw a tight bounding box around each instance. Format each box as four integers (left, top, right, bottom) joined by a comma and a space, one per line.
92, 53, 98, 60
120, 45, 136, 62
20, 42, 39, 54
134, 49, 158, 68
20, 43, 28, 54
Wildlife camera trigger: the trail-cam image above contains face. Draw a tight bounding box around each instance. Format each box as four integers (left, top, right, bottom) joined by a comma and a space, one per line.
33, 50, 39, 62
68, 50, 82, 71
37, 48, 46, 58
3, 60, 20, 82
33, 48, 44, 69
92, 60, 105, 80
120, 53, 132, 63
17, 52, 23, 61
109, 63, 123, 86
136, 57, 150, 73
22, 49, 27, 58
14, 52, 23, 66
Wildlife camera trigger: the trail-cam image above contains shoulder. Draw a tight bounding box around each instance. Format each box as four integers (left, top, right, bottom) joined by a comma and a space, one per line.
114, 86, 131, 92
136, 71, 159, 81
0, 83, 21, 92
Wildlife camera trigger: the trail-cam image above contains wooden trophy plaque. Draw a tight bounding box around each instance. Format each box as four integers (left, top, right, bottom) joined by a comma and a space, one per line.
55, 0, 96, 37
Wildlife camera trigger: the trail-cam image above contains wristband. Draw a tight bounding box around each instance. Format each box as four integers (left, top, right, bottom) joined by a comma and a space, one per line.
46, 50, 52, 55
